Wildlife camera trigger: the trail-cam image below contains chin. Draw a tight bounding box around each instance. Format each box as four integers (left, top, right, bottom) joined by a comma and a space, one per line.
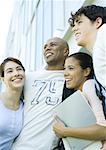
77, 42, 82, 47
76, 40, 83, 46
12, 84, 23, 90
66, 84, 72, 90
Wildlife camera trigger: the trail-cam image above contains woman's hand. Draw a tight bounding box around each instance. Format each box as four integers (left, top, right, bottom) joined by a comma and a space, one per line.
53, 116, 67, 138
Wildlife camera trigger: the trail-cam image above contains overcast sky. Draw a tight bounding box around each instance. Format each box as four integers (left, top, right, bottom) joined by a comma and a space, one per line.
0, 0, 14, 63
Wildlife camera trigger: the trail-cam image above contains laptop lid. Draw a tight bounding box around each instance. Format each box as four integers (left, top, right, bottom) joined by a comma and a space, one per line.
55, 90, 96, 150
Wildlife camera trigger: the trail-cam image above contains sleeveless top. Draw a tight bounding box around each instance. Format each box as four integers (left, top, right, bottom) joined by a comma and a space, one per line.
0, 99, 24, 150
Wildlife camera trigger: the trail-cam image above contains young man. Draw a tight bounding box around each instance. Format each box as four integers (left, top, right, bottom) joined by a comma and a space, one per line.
68, 5, 106, 149
11, 37, 72, 150
68, 5, 106, 116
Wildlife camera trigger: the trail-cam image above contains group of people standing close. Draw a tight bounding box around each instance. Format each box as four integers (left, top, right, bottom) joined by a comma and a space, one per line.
0, 4, 106, 150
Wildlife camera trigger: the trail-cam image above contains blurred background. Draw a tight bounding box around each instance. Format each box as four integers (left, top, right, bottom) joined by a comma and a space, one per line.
1, 0, 106, 72
0, 0, 14, 63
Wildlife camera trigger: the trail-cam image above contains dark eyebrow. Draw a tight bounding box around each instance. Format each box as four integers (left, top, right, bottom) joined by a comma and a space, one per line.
5, 68, 12, 72
44, 42, 57, 48
16, 66, 22, 69
5, 65, 22, 72
67, 65, 74, 68
50, 42, 57, 44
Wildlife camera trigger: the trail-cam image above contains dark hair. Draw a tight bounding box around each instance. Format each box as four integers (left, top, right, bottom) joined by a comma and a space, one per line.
68, 5, 106, 27
0, 57, 25, 77
67, 52, 94, 79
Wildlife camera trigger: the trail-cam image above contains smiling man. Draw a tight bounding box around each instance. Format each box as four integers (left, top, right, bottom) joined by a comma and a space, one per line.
11, 37, 71, 150
44, 37, 69, 70
68, 5, 106, 114
68, 5, 106, 149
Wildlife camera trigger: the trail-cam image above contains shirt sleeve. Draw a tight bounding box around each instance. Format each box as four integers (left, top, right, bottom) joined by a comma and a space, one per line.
82, 79, 106, 126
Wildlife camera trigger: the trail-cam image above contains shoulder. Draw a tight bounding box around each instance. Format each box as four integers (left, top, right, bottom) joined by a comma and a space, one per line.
83, 79, 95, 88
96, 24, 106, 41
97, 24, 106, 37
26, 70, 43, 78
82, 79, 95, 93
26, 71, 40, 75
96, 24, 106, 44
82, 80, 99, 105
99, 24, 106, 33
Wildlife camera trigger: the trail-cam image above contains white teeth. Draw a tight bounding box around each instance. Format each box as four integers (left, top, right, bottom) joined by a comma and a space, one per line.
65, 79, 70, 81
46, 53, 52, 57
12, 77, 22, 81
15, 78, 22, 81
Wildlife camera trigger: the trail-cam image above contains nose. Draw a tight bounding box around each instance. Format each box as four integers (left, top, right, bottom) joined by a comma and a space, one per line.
45, 44, 51, 51
13, 69, 19, 76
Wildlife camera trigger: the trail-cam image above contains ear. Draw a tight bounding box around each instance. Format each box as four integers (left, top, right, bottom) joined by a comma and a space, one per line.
84, 67, 91, 77
64, 48, 69, 57
95, 17, 103, 29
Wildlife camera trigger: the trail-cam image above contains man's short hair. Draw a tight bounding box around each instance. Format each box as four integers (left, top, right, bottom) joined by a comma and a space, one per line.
68, 5, 106, 27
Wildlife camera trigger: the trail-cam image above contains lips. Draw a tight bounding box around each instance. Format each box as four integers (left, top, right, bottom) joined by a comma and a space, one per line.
65, 79, 72, 83
65, 79, 70, 81
45, 52, 53, 58
11, 77, 23, 82
46, 53, 52, 57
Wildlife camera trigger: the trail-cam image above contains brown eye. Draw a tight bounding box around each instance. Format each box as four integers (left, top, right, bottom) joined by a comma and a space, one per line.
17, 68, 22, 71
68, 67, 74, 70
5, 69, 13, 74
78, 21, 82, 24
7, 70, 12, 73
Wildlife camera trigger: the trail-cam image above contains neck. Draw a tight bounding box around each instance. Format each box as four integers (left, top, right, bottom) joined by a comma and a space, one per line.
1, 88, 22, 110
45, 65, 64, 70
85, 45, 93, 54
85, 31, 97, 53
5, 88, 22, 101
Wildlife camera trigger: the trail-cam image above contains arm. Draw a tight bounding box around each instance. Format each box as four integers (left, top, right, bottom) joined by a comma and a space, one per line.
53, 117, 106, 140
82, 80, 106, 126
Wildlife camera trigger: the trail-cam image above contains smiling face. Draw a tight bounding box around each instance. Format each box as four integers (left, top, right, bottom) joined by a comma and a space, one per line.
3, 61, 25, 91
72, 14, 97, 50
64, 57, 87, 91
43, 37, 69, 69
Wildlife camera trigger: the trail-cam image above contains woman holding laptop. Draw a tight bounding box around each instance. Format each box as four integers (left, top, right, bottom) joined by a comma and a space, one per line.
53, 52, 106, 150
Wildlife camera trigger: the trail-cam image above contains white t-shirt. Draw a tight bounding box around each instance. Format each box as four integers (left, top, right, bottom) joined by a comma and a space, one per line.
93, 24, 106, 89
12, 70, 64, 150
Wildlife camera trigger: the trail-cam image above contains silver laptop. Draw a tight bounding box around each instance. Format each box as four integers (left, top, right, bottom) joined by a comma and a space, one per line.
55, 90, 97, 150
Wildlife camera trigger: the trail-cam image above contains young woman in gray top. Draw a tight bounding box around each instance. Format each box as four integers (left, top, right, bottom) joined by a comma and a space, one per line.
0, 57, 25, 150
